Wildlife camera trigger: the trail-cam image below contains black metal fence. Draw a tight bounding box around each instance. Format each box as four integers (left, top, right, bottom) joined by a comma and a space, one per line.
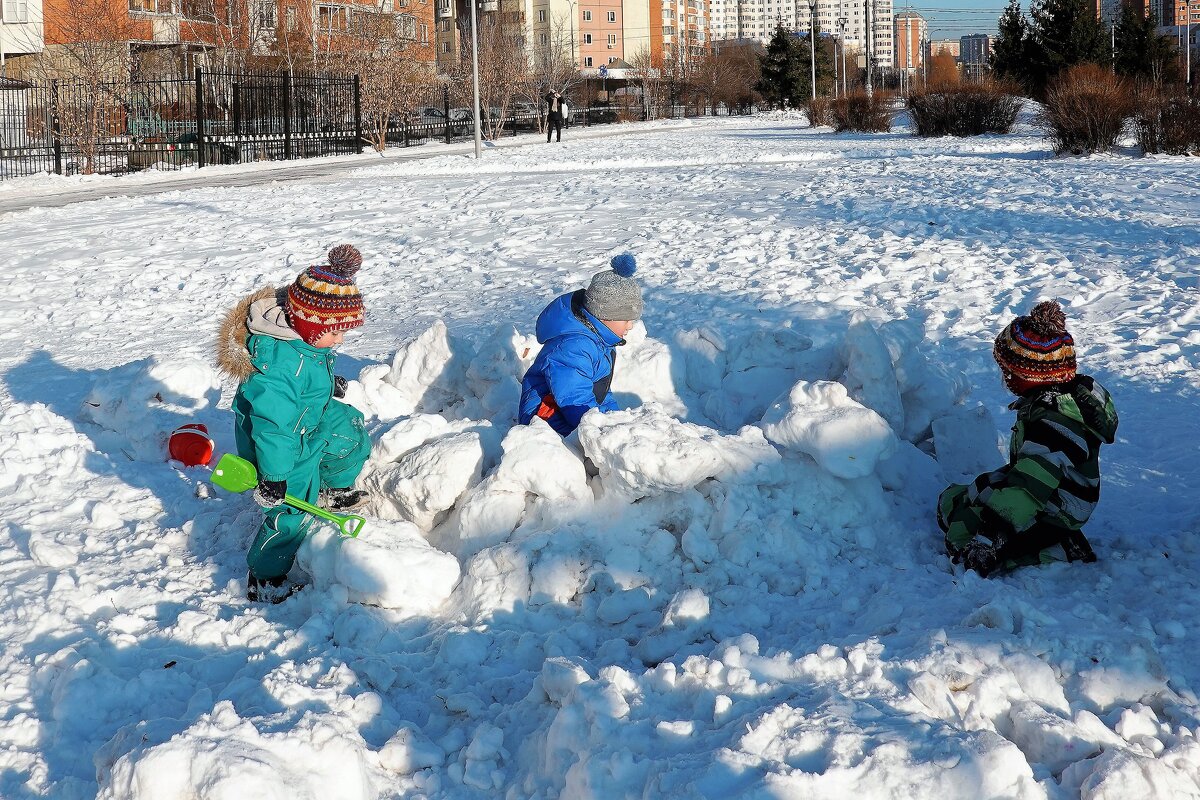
0, 70, 755, 181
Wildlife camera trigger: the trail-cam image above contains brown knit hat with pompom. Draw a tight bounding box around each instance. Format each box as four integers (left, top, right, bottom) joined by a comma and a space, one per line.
993, 301, 1077, 392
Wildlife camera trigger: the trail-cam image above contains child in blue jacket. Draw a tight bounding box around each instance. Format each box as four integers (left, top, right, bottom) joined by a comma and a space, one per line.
518, 254, 643, 435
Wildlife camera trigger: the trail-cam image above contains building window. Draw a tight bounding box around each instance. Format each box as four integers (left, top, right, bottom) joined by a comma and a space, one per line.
252, 0, 276, 29
583, 32, 592, 43
607, 9, 615, 21
583, 9, 591, 19
584, 56, 593, 65
539, 32, 547, 43
179, 0, 215, 19
608, 55, 617, 62
537, 8, 545, 20
318, 4, 348, 31
128, 0, 156, 13
286, 6, 297, 30
420, 22, 429, 41
3, 0, 29, 20
442, 41, 450, 52
607, 32, 615, 44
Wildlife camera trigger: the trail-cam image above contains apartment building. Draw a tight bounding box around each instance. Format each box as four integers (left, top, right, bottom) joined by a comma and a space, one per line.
30, 0, 432, 79
1, 0, 43, 72
928, 37, 956, 58
709, 0, 893, 69
891, 9, 922, 71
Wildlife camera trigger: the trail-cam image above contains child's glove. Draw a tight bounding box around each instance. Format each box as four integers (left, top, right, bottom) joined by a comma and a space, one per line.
333, 375, 348, 399
254, 479, 287, 508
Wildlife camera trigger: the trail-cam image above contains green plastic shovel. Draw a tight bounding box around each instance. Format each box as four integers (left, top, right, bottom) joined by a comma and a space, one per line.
211, 453, 366, 538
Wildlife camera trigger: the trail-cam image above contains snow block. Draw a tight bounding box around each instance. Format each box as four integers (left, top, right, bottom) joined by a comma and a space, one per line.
760, 380, 897, 479
296, 520, 460, 613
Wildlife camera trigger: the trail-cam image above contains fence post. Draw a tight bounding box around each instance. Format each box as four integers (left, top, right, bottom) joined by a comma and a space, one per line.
194, 67, 207, 169
353, 74, 363, 154
443, 86, 451, 144
282, 71, 293, 160
232, 82, 241, 136
50, 79, 63, 176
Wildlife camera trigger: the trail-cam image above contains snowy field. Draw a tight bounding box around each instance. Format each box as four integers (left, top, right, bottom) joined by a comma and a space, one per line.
1, 111, 1199, 799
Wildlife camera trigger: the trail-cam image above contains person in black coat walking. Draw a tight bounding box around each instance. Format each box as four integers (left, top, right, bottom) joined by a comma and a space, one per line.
545, 90, 565, 143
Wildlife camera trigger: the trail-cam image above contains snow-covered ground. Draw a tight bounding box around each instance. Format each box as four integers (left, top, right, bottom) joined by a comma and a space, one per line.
1, 111, 1199, 800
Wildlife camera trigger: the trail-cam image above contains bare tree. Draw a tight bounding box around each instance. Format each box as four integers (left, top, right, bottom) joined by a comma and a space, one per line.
627, 47, 665, 119
342, 9, 436, 150
451, 7, 528, 139
36, 0, 139, 173
694, 45, 761, 114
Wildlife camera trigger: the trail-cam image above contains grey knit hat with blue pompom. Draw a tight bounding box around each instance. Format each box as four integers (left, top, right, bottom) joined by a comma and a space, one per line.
583, 253, 643, 321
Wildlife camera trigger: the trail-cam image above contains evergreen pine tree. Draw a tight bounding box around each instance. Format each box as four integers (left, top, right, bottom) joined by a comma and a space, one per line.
1029, 0, 1108, 93
991, 0, 1032, 91
757, 25, 809, 108
1114, 4, 1179, 83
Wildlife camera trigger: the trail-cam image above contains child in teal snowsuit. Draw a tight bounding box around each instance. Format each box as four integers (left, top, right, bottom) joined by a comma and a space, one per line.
937, 301, 1119, 577
218, 244, 372, 602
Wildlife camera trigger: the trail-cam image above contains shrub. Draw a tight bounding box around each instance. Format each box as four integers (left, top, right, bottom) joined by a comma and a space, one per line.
906, 81, 1023, 137
830, 91, 894, 133
1133, 89, 1200, 155
804, 96, 834, 127
1035, 64, 1134, 155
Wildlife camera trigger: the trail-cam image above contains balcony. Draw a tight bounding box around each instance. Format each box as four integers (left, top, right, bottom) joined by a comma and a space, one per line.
151, 16, 181, 42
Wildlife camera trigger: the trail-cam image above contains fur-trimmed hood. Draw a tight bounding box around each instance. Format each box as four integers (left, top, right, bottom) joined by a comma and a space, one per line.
216, 286, 300, 382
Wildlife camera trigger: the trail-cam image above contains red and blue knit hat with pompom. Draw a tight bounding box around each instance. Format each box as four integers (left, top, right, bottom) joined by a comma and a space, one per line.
993, 300, 1077, 393
286, 244, 365, 345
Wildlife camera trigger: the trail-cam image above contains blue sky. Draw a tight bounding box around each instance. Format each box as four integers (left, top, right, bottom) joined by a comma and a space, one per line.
909, 0, 1008, 39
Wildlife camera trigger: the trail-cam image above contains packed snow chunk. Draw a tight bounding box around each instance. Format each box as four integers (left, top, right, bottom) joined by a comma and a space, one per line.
1001, 700, 1099, 775
579, 405, 725, 500
760, 380, 897, 479
80, 356, 221, 461
462, 324, 539, 421
97, 701, 372, 800
841, 318, 905, 432
675, 326, 728, 395
355, 320, 476, 420
379, 725, 445, 775
634, 588, 711, 666
876, 318, 972, 442
609, 322, 688, 418
440, 419, 591, 558
368, 429, 486, 529
932, 404, 1003, 484
296, 521, 459, 613
1078, 741, 1200, 800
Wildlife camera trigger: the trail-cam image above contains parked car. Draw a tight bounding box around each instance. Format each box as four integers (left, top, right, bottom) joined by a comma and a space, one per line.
583, 104, 619, 124
128, 131, 239, 171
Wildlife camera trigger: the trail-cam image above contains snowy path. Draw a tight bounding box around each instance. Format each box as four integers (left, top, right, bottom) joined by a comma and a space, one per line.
1, 113, 1199, 799
0, 118, 690, 215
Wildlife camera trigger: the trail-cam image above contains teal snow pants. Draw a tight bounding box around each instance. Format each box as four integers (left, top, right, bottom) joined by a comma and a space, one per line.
239, 400, 370, 581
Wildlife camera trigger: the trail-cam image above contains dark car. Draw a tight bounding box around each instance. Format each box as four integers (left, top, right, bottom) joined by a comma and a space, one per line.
128, 131, 240, 171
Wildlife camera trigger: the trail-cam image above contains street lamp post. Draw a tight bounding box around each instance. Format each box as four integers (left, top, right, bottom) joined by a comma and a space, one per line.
807, 0, 818, 100
468, 0, 482, 158
837, 17, 848, 95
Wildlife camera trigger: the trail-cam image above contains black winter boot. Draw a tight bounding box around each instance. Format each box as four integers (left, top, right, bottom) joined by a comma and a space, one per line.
247, 573, 295, 604
1061, 529, 1098, 563
319, 487, 368, 512
961, 539, 1001, 578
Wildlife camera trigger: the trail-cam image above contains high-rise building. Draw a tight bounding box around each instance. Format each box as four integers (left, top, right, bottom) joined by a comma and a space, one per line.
709, 0, 893, 69
891, 10, 923, 72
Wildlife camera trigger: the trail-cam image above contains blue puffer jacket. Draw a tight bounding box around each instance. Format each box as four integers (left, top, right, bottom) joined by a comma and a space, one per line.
518, 290, 624, 435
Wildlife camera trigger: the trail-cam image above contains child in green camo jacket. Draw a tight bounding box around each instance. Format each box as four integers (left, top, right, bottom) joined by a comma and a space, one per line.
938, 301, 1119, 577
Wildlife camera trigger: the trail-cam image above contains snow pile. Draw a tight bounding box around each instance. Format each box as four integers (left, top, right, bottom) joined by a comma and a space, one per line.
297, 521, 460, 613
79, 356, 222, 461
